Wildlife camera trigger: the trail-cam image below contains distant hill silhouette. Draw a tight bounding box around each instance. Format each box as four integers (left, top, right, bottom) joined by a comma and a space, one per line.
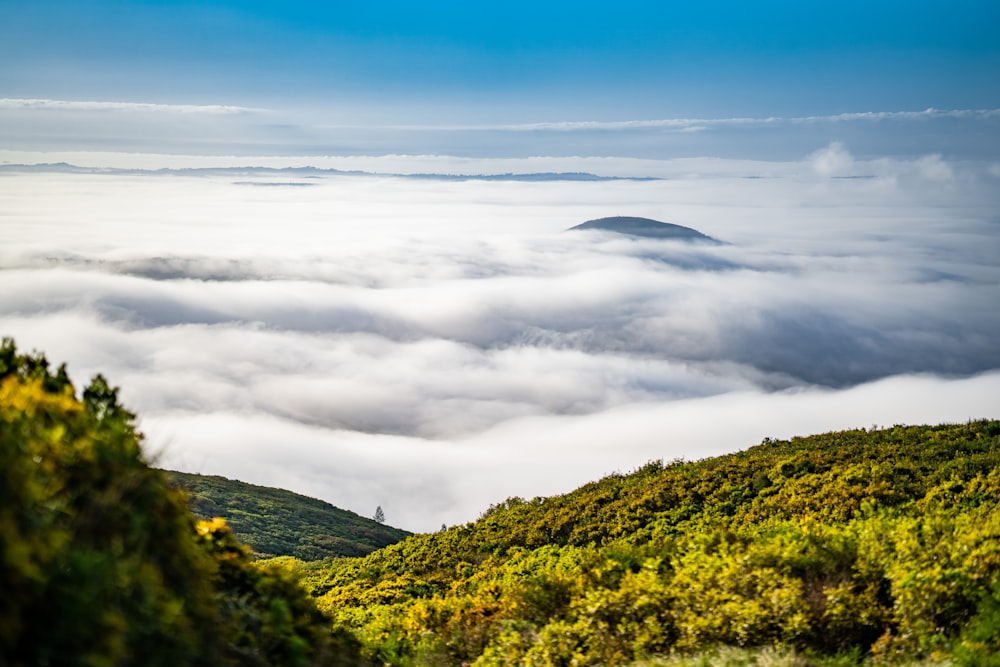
0, 162, 659, 183
567, 216, 719, 242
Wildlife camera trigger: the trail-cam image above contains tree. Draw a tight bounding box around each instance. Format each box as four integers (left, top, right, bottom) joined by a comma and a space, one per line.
374, 506, 385, 524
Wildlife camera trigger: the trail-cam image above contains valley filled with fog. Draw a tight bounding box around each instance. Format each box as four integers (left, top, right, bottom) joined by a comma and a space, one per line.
1, 148, 998, 531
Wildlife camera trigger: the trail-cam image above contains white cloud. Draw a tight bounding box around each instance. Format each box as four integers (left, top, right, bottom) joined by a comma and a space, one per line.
1, 156, 998, 532
916, 154, 955, 182
3, 103, 998, 161
0, 98, 264, 114
809, 141, 855, 176
326, 107, 1000, 133
140, 371, 1000, 531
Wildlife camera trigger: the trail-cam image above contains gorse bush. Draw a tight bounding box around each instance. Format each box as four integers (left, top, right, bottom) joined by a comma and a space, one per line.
4, 336, 998, 665
0, 338, 367, 667
302, 420, 1000, 665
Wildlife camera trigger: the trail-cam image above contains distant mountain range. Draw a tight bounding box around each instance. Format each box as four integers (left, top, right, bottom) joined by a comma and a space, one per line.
167, 470, 410, 560
0, 162, 658, 183
568, 215, 720, 242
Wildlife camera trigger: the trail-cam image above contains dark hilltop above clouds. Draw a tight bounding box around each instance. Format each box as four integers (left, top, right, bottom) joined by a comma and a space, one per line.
568, 216, 720, 243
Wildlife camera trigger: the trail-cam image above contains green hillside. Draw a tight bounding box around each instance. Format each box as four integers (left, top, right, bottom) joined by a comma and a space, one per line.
301, 421, 1000, 666
4, 335, 999, 665
168, 471, 410, 560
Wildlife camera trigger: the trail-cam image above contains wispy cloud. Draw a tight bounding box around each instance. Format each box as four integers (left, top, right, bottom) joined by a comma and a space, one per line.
0, 98, 265, 114
323, 107, 1000, 133
3, 101, 997, 161
4, 99, 994, 128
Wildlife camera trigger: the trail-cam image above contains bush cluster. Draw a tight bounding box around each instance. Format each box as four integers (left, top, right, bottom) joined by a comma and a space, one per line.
303, 421, 1000, 665
0, 338, 367, 666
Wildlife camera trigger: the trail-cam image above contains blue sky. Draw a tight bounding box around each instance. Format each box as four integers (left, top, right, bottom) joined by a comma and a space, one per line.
2, 0, 999, 123
2, 1, 1000, 529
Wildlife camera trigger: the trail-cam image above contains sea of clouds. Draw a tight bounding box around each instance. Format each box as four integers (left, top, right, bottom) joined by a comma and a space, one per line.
1, 146, 999, 531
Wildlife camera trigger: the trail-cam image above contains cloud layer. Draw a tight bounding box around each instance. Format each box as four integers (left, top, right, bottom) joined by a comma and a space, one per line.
1, 148, 998, 530
3, 99, 999, 160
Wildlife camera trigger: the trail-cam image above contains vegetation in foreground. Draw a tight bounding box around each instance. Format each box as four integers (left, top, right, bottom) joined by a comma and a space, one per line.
301, 421, 1000, 665
169, 470, 410, 560
0, 338, 370, 666
3, 335, 999, 666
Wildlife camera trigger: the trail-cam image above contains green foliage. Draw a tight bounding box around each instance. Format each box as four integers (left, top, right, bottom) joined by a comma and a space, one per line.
169, 471, 409, 560
0, 338, 367, 666
304, 420, 1000, 665
631, 644, 947, 667
954, 582, 1000, 666
6, 336, 997, 665
194, 517, 368, 666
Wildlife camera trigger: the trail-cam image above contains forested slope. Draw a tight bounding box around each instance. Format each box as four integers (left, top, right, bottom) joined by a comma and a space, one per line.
168, 470, 410, 559
303, 421, 1000, 666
